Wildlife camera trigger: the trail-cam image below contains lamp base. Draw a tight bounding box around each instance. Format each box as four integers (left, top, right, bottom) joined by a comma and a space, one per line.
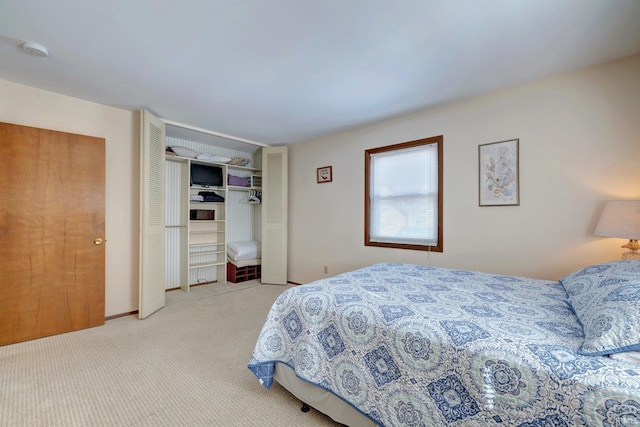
620, 240, 639, 260
622, 251, 640, 261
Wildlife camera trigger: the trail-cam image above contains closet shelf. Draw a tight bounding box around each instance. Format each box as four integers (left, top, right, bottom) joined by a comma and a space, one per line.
189, 201, 225, 206
189, 242, 225, 248
188, 249, 225, 256
227, 164, 261, 172
189, 219, 224, 225
188, 261, 226, 269
228, 185, 262, 191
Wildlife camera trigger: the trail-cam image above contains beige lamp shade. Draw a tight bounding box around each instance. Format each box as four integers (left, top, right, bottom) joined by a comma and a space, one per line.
595, 200, 640, 260
595, 200, 640, 240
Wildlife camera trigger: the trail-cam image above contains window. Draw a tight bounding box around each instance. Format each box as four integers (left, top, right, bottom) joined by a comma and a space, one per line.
365, 135, 443, 252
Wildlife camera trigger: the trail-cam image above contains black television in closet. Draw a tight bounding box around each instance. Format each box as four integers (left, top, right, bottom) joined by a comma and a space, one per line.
191, 163, 223, 187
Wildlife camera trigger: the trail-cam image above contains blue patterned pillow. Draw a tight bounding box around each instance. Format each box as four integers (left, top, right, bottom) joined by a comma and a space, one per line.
560, 261, 640, 356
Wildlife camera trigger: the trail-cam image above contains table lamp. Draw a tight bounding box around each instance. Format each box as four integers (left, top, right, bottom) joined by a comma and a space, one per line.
594, 200, 640, 260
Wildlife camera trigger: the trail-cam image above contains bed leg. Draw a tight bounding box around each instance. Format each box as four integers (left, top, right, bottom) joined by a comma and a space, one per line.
301, 403, 310, 413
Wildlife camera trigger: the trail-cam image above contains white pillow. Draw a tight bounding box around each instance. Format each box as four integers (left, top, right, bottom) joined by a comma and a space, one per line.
227, 240, 261, 261
171, 146, 199, 158
197, 153, 232, 163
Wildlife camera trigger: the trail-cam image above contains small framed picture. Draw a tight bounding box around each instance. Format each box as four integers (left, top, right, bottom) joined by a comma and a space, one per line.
479, 139, 519, 206
317, 166, 333, 183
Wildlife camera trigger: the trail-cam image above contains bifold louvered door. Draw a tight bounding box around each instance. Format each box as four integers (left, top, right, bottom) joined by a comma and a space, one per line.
261, 146, 288, 285
139, 110, 166, 319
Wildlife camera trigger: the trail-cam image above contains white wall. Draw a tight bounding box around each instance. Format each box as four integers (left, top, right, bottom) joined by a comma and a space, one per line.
288, 55, 640, 283
1, 54, 638, 316
0, 80, 138, 317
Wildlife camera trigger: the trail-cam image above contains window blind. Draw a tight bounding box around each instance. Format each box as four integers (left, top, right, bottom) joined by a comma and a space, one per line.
369, 144, 438, 246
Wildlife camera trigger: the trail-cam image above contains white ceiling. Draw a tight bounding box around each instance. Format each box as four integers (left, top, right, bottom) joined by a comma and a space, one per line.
1, 0, 639, 146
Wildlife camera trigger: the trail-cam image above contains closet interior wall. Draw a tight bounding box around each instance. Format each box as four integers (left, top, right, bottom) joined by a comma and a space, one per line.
164, 135, 260, 289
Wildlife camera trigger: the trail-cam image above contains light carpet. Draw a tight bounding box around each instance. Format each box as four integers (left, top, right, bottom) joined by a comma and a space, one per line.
0, 282, 343, 426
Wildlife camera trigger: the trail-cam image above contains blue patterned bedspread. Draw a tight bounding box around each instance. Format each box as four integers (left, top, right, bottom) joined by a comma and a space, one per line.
248, 263, 640, 426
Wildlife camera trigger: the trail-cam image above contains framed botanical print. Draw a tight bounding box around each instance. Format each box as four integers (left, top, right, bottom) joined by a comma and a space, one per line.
479, 139, 519, 206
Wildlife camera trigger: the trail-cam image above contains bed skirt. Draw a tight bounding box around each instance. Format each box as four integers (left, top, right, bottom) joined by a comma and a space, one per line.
274, 362, 377, 427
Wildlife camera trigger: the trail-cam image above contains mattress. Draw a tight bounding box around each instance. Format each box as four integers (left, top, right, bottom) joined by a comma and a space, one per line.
274, 362, 376, 427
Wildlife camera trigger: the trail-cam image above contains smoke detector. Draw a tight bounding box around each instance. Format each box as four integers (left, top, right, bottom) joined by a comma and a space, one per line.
21, 41, 49, 57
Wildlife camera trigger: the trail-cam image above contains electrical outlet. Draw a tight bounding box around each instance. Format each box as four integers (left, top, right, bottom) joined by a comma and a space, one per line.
323, 266, 328, 274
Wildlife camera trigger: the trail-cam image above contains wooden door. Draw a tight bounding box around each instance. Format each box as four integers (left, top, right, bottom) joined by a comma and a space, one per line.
261, 146, 288, 285
0, 122, 105, 346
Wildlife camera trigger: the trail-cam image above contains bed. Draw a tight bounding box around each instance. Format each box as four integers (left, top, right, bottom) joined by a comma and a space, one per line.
248, 261, 640, 426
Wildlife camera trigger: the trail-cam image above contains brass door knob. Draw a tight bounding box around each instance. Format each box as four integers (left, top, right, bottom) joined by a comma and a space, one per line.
94, 238, 104, 245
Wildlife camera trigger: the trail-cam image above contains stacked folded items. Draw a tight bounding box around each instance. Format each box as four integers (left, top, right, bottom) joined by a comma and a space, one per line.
228, 258, 262, 268
227, 240, 261, 266
228, 174, 250, 187
196, 153, 232, 163
168, 147, 250, 167
227, 157, 250, 166
198, 191, 225, 202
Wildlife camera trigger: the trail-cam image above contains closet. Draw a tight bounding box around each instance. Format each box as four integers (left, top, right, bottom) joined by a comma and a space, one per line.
139, 110, 288, 319
165, 154, 261, 290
